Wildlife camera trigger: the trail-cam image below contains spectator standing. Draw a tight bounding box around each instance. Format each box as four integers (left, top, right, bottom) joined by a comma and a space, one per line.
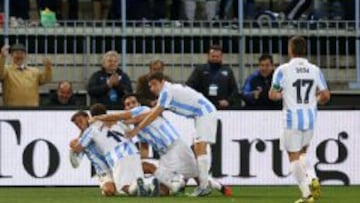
186, 45, 238, 110
87, 50, 132, 109
45, 80, 78, 106
136, 60, 171, 107
0, 43, 52, 107
242, 54, 281, 109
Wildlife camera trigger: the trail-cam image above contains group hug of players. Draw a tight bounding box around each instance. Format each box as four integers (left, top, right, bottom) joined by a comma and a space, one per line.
69, 36, 330, 203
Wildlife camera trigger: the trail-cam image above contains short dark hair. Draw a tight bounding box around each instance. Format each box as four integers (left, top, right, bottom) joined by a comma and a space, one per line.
89, 103, 107, 116
208, 44, 223, 53
10, 43, 26, 53
289, 36, 306, 56
149, 60, 164, 69
71, 111, 89, 122
259, 54, 273, 64
148, 71, 166, 82
122, 93, 139, 105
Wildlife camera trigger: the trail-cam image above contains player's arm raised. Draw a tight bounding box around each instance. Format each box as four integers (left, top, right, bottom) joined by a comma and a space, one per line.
92, 111, 132, 122
124, 111, 151, 125
126, 105, 164, 138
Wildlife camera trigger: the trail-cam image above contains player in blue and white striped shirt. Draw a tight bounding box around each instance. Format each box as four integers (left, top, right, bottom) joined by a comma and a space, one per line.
70, 104, 149, 197
92, 94, 232, 196
69, 111, 115, 196
269, 36, 330, 203
126, 72, 218, 196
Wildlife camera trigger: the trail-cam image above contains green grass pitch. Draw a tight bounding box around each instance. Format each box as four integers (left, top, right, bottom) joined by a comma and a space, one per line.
0, 186, 358, 203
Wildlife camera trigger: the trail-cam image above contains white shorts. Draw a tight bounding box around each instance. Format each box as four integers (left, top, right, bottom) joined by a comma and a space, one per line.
280, 129, 314, 152
97, 172, 114, 189
159, 139, 199, 179
113, 154, 144, 193
194, 112, 217, 144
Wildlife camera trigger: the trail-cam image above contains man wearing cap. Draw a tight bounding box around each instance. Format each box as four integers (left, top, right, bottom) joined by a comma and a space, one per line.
0, 44, 52, 107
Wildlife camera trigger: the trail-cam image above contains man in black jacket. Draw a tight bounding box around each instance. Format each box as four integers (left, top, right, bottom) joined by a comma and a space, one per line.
186, 45, 238, 110
87, 51, 132, 109
45, 80, 78, 106
242, 54, 281, 109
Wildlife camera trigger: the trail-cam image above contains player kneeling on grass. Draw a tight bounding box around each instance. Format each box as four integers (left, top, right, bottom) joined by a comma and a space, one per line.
70, 104, 157, 196
92, 94, 232, 197
70, 111, 116, 197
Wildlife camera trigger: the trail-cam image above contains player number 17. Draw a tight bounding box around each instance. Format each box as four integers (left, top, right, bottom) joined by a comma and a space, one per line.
292, 79, 314, 104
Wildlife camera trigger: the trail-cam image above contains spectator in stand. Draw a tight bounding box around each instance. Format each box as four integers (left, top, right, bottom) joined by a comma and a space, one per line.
242, 54, 281, 109
184, 0, 217, 21
136, 60, 171, 107
186, 45, 238, 110
44, 80, 78, 106
87, 50, 132, 110
0, 43, 52, 107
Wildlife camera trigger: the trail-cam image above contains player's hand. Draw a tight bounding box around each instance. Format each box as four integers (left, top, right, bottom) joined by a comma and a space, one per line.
109, 73, 120, 87
218, 99, 229, 108
150, 100, 157, 107
88, 116, 97, 124
43, 57, 52, 69
1, 45, 9, 58
254, 87, 263, 100
69, 138, 79, 150
125, 129, 138, 139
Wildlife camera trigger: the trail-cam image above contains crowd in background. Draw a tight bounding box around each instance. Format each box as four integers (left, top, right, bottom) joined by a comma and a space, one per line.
0, 42, 283, 110
0, 0, 356, 25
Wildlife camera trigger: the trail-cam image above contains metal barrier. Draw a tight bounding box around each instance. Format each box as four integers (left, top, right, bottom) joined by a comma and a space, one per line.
0, 20, 358, 91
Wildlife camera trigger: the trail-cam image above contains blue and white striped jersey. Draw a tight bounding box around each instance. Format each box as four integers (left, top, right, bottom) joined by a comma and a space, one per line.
70, 142, 111, 175
271, 58, 328, 130
131, 106, 180, 155
79, 121, 139, 168
157, 82, 216, 118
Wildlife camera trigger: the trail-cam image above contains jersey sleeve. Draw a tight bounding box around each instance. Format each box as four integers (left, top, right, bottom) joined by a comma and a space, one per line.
271, 67, 284, 91
69, 150, 84, 168
316, 69, 328, 91
130, 106, 151, 117
78, 127, 95, 147
157, 88, 172, 108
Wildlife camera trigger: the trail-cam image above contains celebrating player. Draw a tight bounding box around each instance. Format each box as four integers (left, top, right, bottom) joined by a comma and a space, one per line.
70, 104, 153, 196
69, 111, 116, 197
92, 94, 232, 196
126, 73, 218, 196
269, 36, 331, 203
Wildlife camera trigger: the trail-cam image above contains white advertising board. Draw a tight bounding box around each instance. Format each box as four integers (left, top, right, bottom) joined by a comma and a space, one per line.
0, 111, 358, 186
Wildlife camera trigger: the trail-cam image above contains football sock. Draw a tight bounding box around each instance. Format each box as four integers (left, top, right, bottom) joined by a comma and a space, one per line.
197, 154, 210, 189
291, 160, 311, 198
300, 153, 317, 182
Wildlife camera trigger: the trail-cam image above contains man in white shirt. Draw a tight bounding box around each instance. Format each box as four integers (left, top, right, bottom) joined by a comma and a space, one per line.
126, 73, 218, 196
269, 36, 330, 203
